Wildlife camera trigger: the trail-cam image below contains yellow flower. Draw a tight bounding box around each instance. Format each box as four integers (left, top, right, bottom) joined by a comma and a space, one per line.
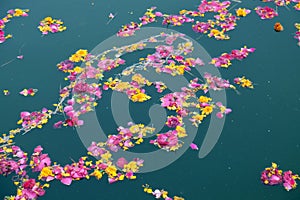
90, 169, 102, 180
39, 167, 54, 179
174, 196, 185, 200
179, 10, 188, 15
210, 29, 220, 36
129, 124, 144, 134
118, 174, 125, 181
241, 79, 253, 88
192, 114, 205, 122
123, 161, 139, 172
76, 49, 88, 57
73, 66, 84, 74
135, 138, 144, 144
5, 34, 12, 39
236, 8, 248, 17
177, 65, 186, 75
198, 96, 212, 103
13, 9, 24, 17
176, 126, 187, 138
115, 82, 130, 91
132, 74, 146, 84
201, 105, 213, 115
131, 92, 151, 102
69, 54, 82, 62
105, 165, 117, 177
162, 191, 168, 198
44, 17, 53, 24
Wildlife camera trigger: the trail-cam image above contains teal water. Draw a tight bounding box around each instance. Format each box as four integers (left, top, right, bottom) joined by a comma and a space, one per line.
1, 0, 300, 199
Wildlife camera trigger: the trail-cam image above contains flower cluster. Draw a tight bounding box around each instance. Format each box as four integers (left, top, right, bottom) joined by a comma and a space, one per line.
105, 123, 155, 151
150, 128, 186, 151
118, 1, 251, 40
17, 108, 52, 133
261, 0, 300, 11
235, 8, 251, 17
0, 9, 29, 43
210, 46, 256, 68
261, 163, 300, 191
234, 76, 254, 88
117, 22, 140, 37
1, 31, 255, 198
254, 6, 278, 19
103, 74, 152, 103
143, 184, 185, 200
19, 88, 38, 96
38, 17, 66, 35
1, 124, 148, 199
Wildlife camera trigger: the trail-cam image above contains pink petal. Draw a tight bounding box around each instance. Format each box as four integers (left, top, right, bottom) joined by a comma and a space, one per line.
190, 143, 199, 150
61, 177, 73, 185
17, 55, 24, 59
216, 112, 224, 119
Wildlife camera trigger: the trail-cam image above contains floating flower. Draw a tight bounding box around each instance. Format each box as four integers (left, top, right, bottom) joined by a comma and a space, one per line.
38, 17, 66, 35
261, 163, 300, 191
190, 143, 199, 150
210, 46, 255, 68
236, 8, 251, 17
255, 6, 278, 19
17, 55, 24, 59
19, 88, 38, 96
0, 9, 29, 43
143, 184, 185, 200
274, 22, 284, 32
3, 89, 10, 96
234, 76, 254, 88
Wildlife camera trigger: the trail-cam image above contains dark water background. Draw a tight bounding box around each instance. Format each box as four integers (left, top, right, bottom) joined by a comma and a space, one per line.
1, 0, 300, 199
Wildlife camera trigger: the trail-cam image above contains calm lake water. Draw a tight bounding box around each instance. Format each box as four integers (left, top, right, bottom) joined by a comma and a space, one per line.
1, 0, 300, 199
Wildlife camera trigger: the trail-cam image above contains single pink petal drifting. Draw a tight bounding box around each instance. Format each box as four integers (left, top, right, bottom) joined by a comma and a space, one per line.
17, 55, 24, 59
155, 12, 163, 17
224, 108, 232, 114
108, 177, 118, 184
53, 121, 63, 128
190, 143, 199, 150
216, 112, 224, 119
61, 177, 73, 185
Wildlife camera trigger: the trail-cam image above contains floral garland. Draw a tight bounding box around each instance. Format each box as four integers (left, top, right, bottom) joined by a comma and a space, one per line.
117, 0, 299, 45
143, 184, 184, 200
117, 1, 251, 40
0, 9, 29, 43
1, 31, 255, 199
